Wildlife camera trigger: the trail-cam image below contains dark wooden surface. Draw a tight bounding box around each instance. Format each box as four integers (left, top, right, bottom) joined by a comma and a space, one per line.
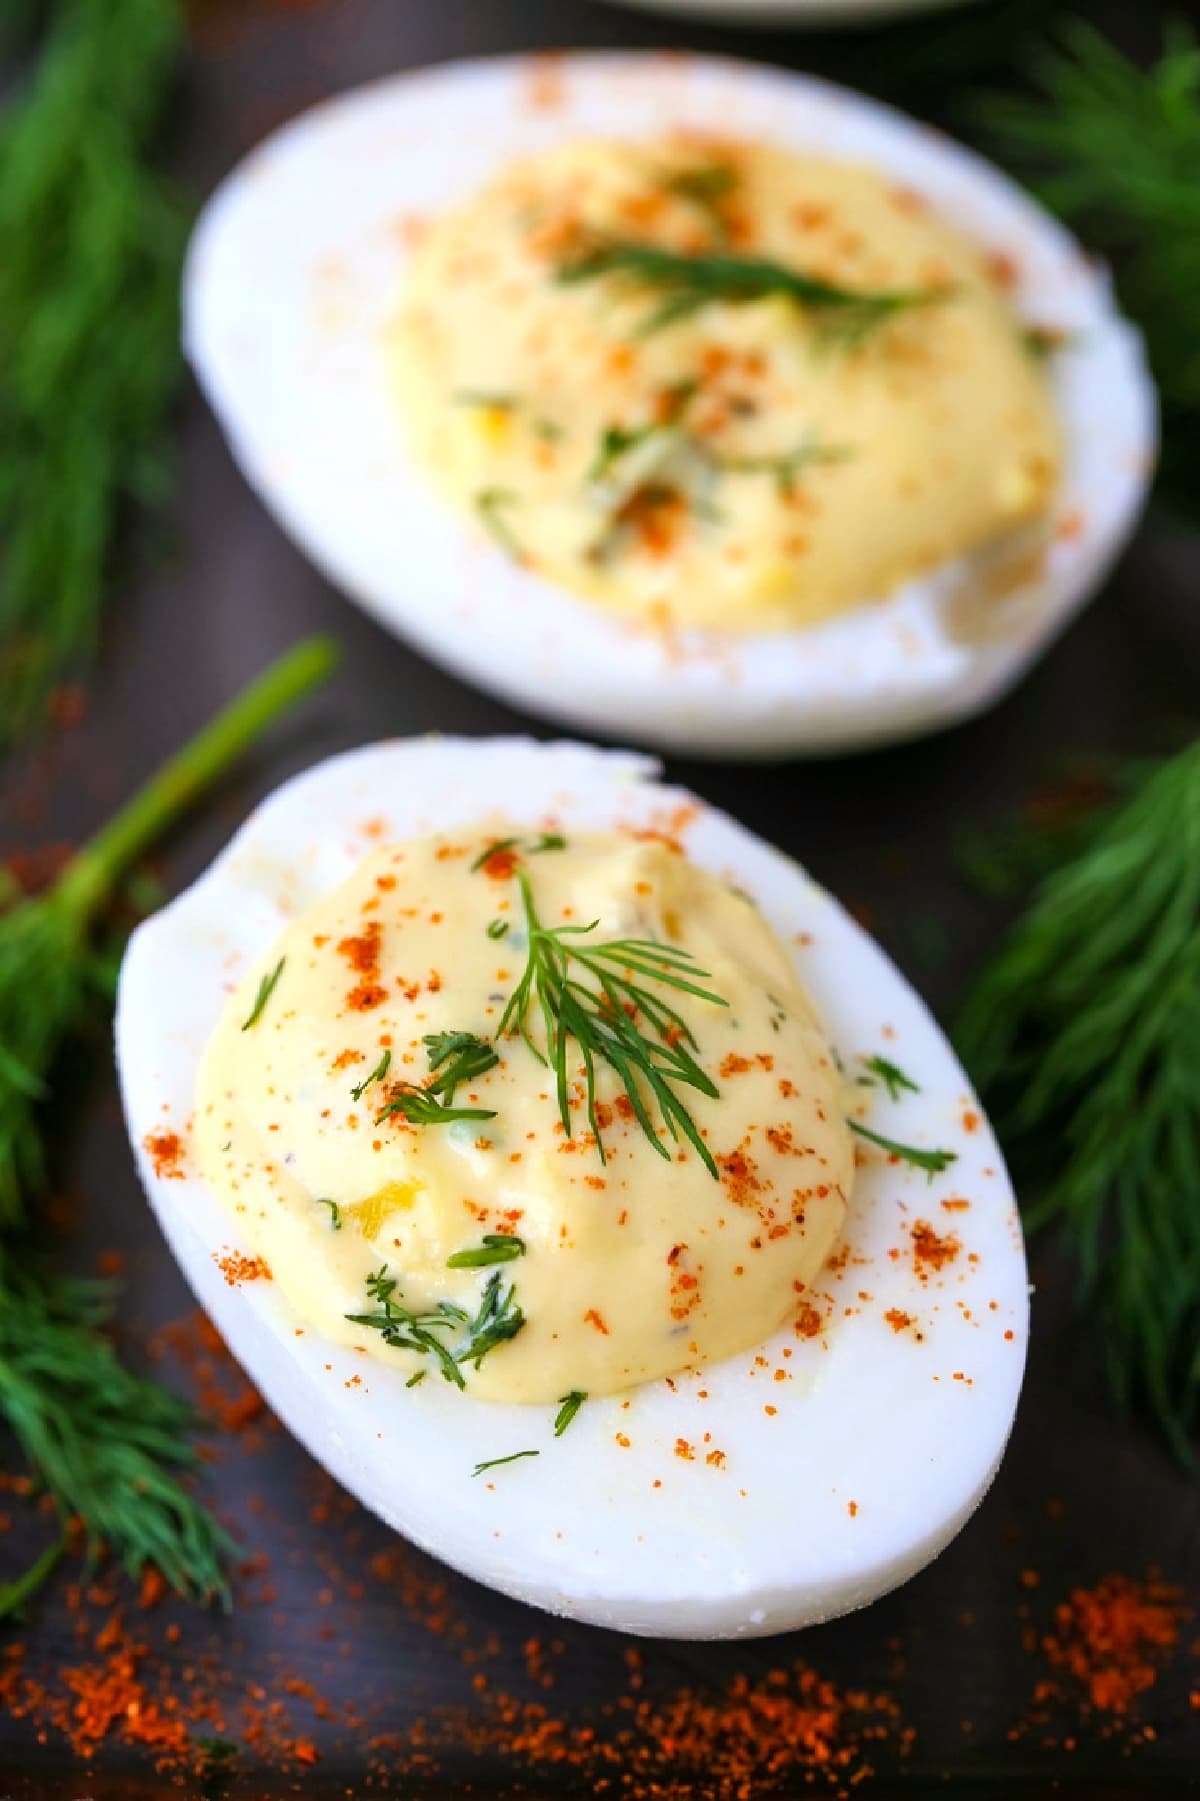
2, 1, 1199, 1794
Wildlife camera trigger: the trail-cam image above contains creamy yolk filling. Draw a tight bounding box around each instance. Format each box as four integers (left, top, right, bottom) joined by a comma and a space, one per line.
195, 832, 852, 1403
392, 135, 1063, 633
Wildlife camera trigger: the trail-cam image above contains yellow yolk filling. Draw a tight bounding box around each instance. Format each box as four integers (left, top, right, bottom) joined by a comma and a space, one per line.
392, 136, 1062, 632
196, 832, 852, 1402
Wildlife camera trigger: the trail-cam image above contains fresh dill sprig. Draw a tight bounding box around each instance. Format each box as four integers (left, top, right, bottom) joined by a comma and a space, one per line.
981, 21, 1200, 518
348, 1265, 525, 1386
554, 1390, 586, 1436
241, 957, 284, 1031
849, 1120, 957, 1179
555, 240, 940, 344
317, 1198, 342, 1231
498, 868, 727, 1176
0, 638, 336, 1601
0, 1251, 236, 1603
446, 1234, 526, 1268
0, 0, 189, 742
958, 739, 1200, 1461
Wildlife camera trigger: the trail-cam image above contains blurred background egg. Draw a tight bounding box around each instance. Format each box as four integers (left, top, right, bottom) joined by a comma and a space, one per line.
185, 52, 1154, 759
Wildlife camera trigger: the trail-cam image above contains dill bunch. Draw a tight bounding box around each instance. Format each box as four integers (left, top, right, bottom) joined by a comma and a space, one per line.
981, 22, 1200, 518
0, 638, 337, 1605
0, 1252, 235, 1608
0, 0, 187, 742
958, 740, 1200, 1461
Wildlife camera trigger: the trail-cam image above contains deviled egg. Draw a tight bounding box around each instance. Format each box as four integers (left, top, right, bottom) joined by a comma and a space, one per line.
186, 54, 1153, 756
118, 738, 1028, 1637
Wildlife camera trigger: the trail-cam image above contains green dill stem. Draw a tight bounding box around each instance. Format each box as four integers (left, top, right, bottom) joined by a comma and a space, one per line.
472, 1449, 539, 1477
55, 638, 338, 921
0, 1533, 65, 1621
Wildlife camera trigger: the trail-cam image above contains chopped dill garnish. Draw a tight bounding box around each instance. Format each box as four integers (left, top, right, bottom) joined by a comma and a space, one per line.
421, 1030, 499, 1103
661, 163, 738, 238
473, 1449, 539, 1477
375, 1031, 499, 1126
348, 1269, 469, 1389
348, 1267, 525, 1388
453, 389, 519, 408
555, 239, 941, 344
554, 1390, 587, 1436
241, 958, 284, 1031
471, 837, 520, 872
487, 918, 510, 940
350, 1048, 391, 1102
589, 381, 698, 485
471, 834, 566, 872
376, 1089, 496, 1127
447, 1233, 526, 1268
849, 1120, 957, 1178
459, 1270, 526, 1370
860, 1056, 920, 1101
405, 1369, 427, 1389
475, 487, 522, 558
722, 437, 852, 496
317, 1198, 342, 1230
1021, 323, 1070, 360
499, 868, 727, 1176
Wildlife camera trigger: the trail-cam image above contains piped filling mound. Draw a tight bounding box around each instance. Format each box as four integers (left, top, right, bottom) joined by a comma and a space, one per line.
393, 135, 1061, 631
196, 829, 852, 1401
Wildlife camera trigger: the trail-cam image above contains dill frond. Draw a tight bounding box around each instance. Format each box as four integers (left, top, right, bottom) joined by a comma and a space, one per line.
0, 1253, 234, 1601
499, 868, 727, 1177
958, 740, 1200, 1461
982, 21, 1200, 517
0, 0, 187, 741
555, 241, 940, 344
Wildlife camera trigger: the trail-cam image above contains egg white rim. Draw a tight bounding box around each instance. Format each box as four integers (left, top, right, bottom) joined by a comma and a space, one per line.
184, 52, 1155, 758
116, 737, 1029, 1639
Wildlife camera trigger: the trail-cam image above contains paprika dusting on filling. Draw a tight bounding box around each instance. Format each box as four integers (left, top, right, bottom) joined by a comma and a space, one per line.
194, 829, 852, 1402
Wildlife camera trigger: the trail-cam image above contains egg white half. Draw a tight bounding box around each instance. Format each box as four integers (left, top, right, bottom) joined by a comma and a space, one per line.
117, 738, 1028, 1638
185, 53, 1154, 759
